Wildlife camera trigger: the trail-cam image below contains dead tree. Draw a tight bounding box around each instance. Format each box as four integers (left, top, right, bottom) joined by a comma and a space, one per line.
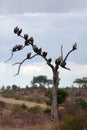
5, 26, 77, 120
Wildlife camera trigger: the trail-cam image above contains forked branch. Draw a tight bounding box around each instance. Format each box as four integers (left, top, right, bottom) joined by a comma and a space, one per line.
60, 43, 77, 70
5, 26, 54, 75
13, 53, 38, 76
5, 45, 26, 63
5, 51, 13, 63
55, 43, 77, 71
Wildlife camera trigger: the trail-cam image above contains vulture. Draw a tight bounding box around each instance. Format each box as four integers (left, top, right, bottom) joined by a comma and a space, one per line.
29, 37, 34, 45
47, 58, 52, 64
33, 45, 38, 53
17, 29, 22, 36
72, 43, 77, 50
27, 53, 31, 59
37, 48, 42, 54
14, 26, 19, 34
24, 34, 29, 40
55, 56, 62, 65
42, 51, 47, 58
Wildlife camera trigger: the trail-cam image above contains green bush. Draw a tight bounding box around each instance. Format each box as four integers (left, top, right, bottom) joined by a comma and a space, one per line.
2, 90, 11, 98
34, 98, 42, 103
21, 103, 28, 109
45, 88, 69, 106
27, 105, 42, 114
12, 103, 28, 112
15, 96, 20, 100
44, 108, 51, 114
27, 97, 42, 103
75, 97, 87, 109
27, 97, 35, 102
46, 99, 51, 106
57, 89, 69, 105
58, 113, 87, 130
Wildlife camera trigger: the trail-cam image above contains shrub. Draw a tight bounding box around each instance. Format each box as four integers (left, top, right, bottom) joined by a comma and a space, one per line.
34, 98, 42, 103
75, 97, 87, 109
45, 88, 69, 106
27, 97, 42, 103
1, 90, 11, 98
21, 103, 28, 109
44, 108, 51, 114
27, 105, 42, 114
15, 96, 20, 100
46, 99, 51, 106
58, 113, 87, 130
57, 89, 69, 105
27, 97, 35, 102
0, 101, 6, 108
12, 103, 28, 112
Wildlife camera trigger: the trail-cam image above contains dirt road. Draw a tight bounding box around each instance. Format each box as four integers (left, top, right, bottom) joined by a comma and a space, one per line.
0, 96, 47, 108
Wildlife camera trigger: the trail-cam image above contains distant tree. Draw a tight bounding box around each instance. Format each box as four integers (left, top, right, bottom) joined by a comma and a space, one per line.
73, 78, 83, 88
5, 26, 77, 120
31, 75, 52, 87
1, 86, 5, 90
6, 85, 11, 90
12, 84, 20, 90
73, 77, 87, 89
25, 85, 29, 89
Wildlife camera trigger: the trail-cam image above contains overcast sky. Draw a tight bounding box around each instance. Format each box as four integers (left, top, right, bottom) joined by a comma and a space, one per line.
0, 0, 87, 88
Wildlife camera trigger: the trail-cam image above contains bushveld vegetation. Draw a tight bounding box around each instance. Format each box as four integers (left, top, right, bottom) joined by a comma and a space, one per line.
0, 81, 87, 130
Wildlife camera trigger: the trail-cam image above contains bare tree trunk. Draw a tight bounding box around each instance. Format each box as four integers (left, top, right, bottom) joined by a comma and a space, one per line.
51, 70, 59, 120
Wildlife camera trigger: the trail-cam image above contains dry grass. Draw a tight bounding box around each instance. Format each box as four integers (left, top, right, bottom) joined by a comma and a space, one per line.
0, 123, 52, 130
1, 88, 87, 130
0, 100, 51, 129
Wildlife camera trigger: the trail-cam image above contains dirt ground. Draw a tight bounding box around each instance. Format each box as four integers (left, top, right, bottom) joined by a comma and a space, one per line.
0, 96, 47, 108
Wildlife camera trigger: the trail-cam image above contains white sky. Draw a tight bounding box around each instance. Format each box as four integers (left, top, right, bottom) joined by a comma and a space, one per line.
0, 0, 87, 88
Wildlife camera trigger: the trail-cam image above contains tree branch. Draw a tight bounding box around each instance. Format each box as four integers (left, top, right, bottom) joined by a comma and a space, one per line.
6, 27, 54, 71
63, 43, 77, 63
4, 51, 13, 63
40, 54, 54, 70
5, 45, 26, 63
54, 45, 63, 71
13, 58, 27, 76
54, 43, 77, 71
61, 45, 63, 61
5, 27, 32, 63
47, 62, 54, 70
60, 43, 77, 70
6, 26, 77, 76
63, 49, 74, 63
13, 54, 38, 76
